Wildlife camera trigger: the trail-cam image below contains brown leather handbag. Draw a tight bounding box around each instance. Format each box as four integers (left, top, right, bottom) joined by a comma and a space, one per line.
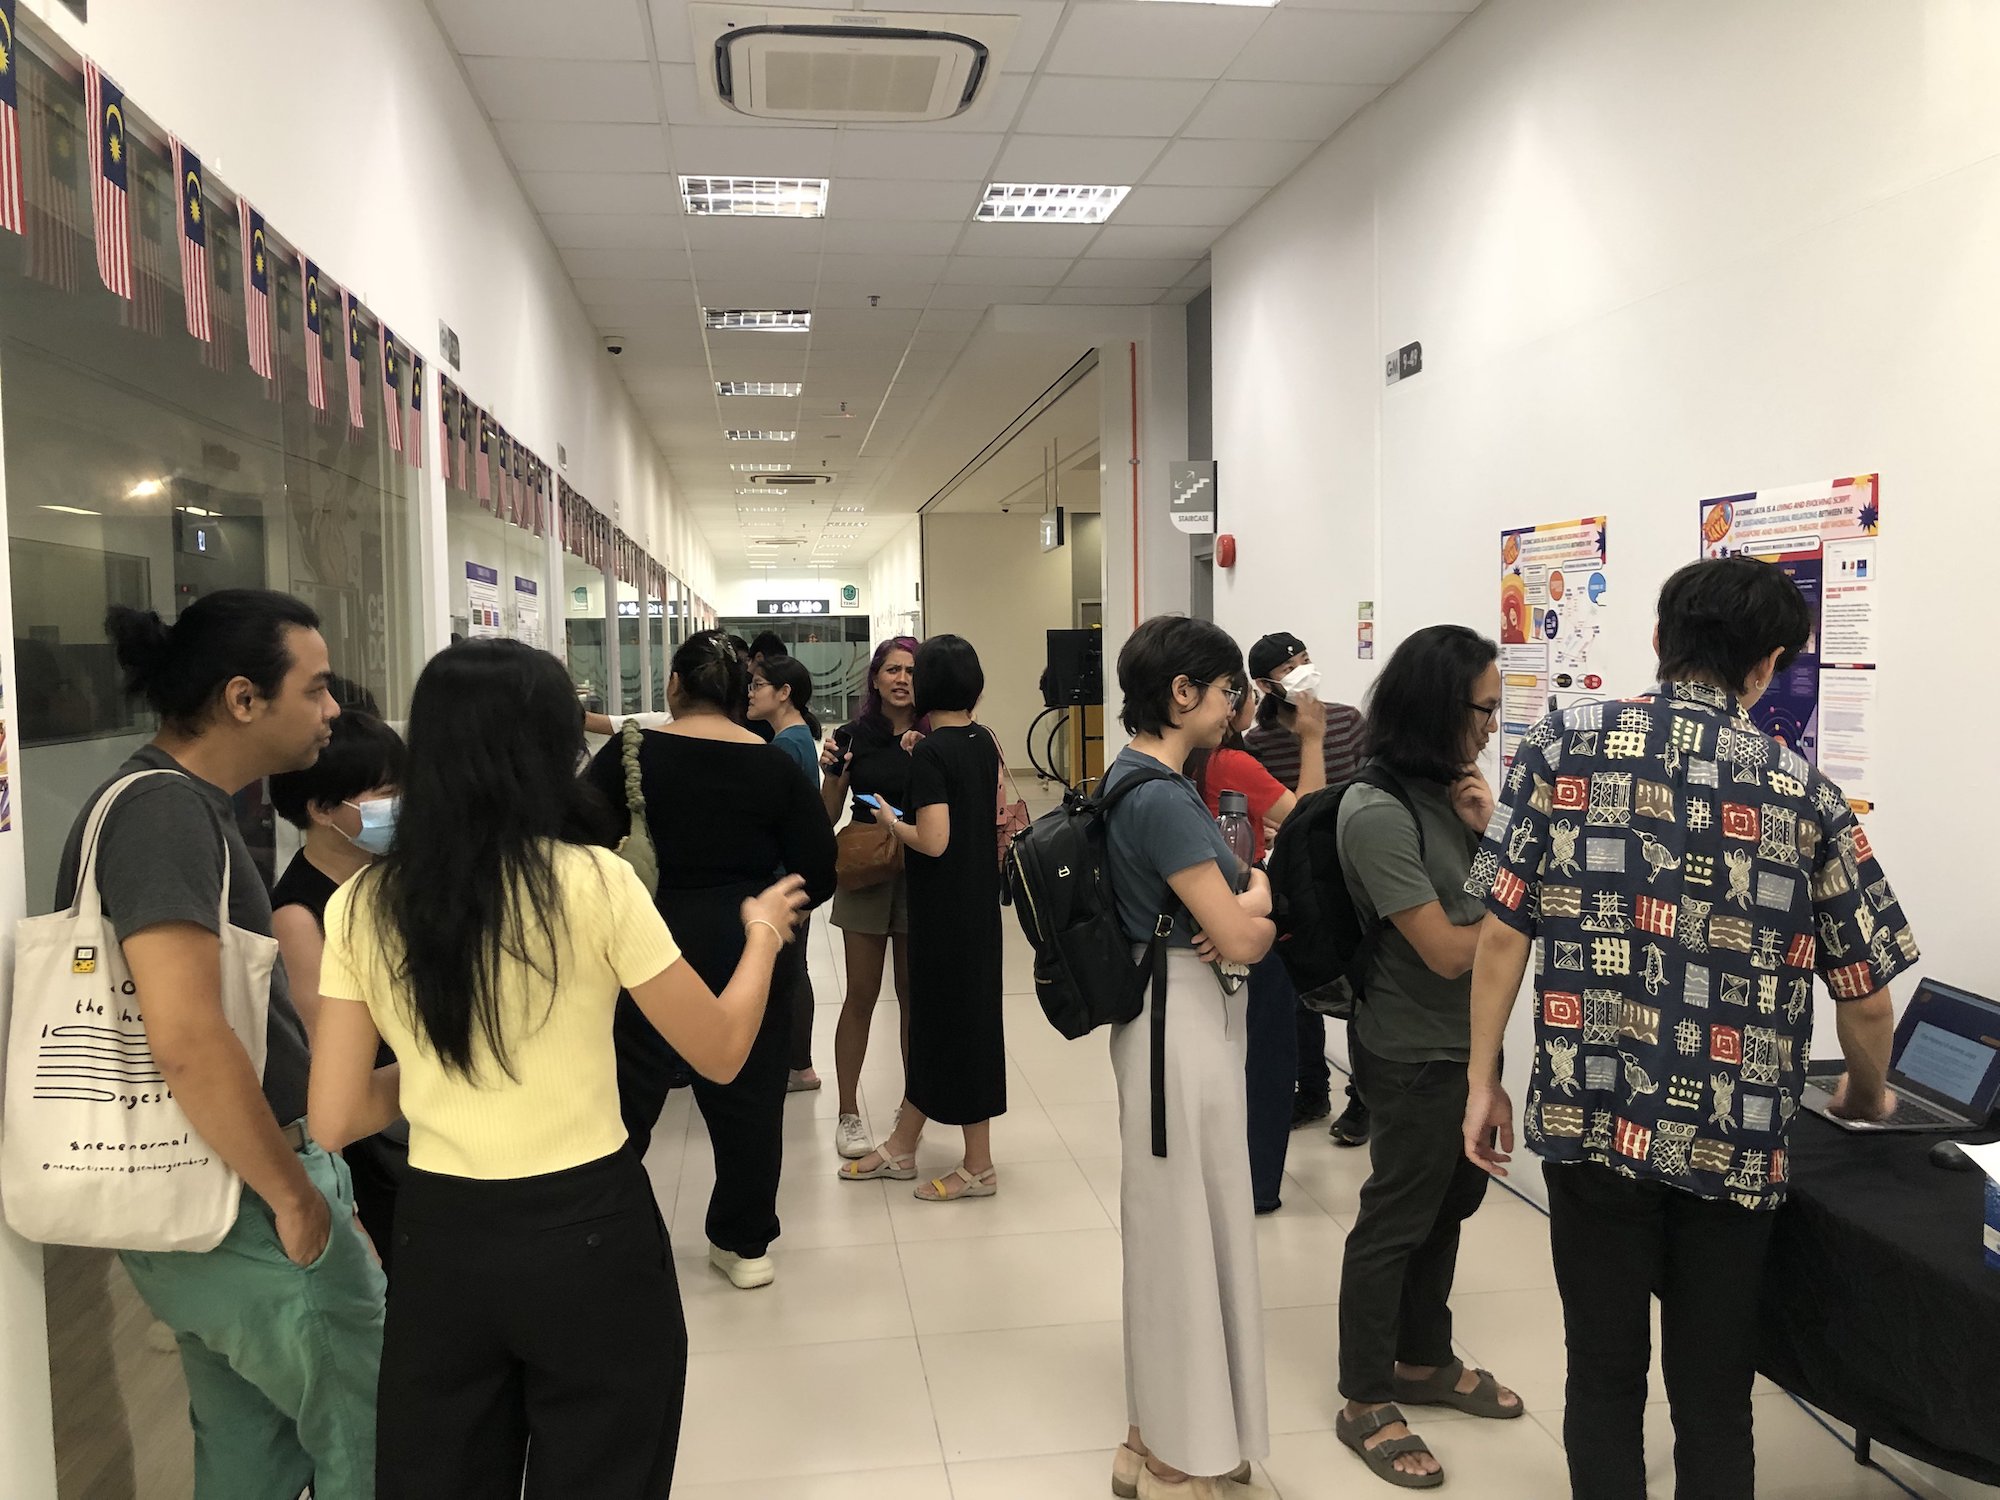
835, 817, 903, 892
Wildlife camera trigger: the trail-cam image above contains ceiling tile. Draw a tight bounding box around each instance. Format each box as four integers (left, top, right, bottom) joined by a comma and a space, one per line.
688, 250, 826, 282
574, 277, 700, 309
1043, 4, 1268, 80
837, 132, 1005, 181
941, 255, 1072, 286
811, 307, 923, 337
918, 307, 986, 332
958, 221, 1103, 258
520, 171, 679, 216
818, 253, 951, 284
1111, 184, 1268, 227
822, 220, 964, 257
463, 59, 660, 123
542, 213, 681, 250
1145, 137, 1319, 188
826, 179, 983, 224
1183, 81, 1378, 141
1045, 286, 1165, 305
1284, 0, 1478, 9
667, 125, 838, 176
1225, 10, 1464, 85
990, 135, 1166, 184
433, 0, 650, 60
914, 0, 1067, 71
1085, 224, 1218, 260
681, 216, 826, 253
1060, 257, 1198, 287
925, 73, 1034, 132
813, 284, 936, 310
693, 281, 818, 310
1156, 285, 1203, 305
493, 121, 672, 173
1180, 261, 1213, 289
560, 246, 690, 280
1015, 77, 1209, 138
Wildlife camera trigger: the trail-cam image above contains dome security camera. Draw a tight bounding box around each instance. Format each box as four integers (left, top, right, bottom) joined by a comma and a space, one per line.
600, 334, 626, 357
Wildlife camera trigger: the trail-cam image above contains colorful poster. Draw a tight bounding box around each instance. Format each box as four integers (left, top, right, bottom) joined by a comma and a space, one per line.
514, 577, 542, 650
1697, 473, 1880, 809
465, 562, 502, 639
1499, 517, 1610, 765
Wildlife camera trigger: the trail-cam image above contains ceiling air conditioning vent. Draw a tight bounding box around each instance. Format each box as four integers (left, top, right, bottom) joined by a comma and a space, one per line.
746, 473, 834, 487
691, 6, 1019, 123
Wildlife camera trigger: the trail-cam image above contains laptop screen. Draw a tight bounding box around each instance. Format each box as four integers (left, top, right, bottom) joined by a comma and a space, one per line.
1889, 982, 2000, 1116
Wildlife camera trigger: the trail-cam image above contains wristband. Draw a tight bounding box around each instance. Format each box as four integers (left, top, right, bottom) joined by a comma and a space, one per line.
745, 918, 784, 944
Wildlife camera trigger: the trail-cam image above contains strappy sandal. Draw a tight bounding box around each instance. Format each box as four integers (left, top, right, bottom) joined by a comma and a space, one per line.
836, 1145, 916, 1182
1391, 1359, 1524, 1420
1335, 1403, 1443, 1490
1112, 1443, 1253, 1498
914, 1164, 997, 1201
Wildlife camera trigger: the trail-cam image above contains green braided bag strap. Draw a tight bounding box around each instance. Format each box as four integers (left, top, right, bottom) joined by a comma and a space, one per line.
615, 720, 660, 897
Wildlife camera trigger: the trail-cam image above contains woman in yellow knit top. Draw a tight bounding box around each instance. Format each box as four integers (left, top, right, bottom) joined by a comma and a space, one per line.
308, 640, 805, 1500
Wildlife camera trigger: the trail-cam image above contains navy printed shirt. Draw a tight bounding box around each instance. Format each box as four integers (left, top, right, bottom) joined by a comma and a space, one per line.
1470, 681, 1919, 1210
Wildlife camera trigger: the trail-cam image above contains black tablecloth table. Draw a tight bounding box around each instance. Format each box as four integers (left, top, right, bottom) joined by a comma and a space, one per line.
1756, 1112, 2000, 1484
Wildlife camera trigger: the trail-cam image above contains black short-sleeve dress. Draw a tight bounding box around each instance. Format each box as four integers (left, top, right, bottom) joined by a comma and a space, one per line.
903, 726, 1006, 1125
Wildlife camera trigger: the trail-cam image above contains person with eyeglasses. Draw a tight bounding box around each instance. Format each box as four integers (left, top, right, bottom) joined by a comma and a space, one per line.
1330, 625, 1522, 1490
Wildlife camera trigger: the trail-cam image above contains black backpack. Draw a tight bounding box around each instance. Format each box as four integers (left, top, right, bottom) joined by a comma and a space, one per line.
1267, 764, 1423, 1020
1005, 766, 1179, 1156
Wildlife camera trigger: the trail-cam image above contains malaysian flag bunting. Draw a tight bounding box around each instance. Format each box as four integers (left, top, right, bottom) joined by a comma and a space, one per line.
438, 377, 455, 484
497, 426, 512, 519
379, 324, 403, 452
237, 198, 272, 378
169, 137, 209, 340
344, 291, 365, 431
405, 352, 423, 468
301, 257, 328, 410
457, 384, 473, 490
476, 408, 492, 505
83, 60, 131, 299
25, 67, 81, 290
123, 168, 165, 335
0, 0, 25, 236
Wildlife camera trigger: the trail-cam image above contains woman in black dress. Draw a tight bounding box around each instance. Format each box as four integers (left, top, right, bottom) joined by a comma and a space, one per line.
585, 630, 837, 1289
836, 635, 1005, 1200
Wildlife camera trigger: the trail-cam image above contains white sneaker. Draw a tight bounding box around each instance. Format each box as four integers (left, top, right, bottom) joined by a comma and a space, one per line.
836, 1113, 871, 1159
708, 1244, 775, 1289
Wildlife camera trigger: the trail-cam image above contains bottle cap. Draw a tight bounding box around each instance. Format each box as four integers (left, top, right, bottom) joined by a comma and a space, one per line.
1217, 790, 1250, 816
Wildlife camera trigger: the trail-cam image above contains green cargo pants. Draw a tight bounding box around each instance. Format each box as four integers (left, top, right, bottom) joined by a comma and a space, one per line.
121, 1142, 386, 1499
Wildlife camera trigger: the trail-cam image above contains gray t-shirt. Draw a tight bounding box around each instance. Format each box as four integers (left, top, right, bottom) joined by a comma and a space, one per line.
1103, 748, 1235, 948
54, 745, 311, 1124
1337, 774, 1483, 1063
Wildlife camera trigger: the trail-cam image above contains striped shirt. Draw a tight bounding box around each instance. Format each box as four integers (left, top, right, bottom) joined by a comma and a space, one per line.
1244, 703, 1367, 793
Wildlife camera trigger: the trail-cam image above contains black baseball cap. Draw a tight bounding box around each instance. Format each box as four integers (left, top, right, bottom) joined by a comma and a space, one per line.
1248, 632, 1308, 682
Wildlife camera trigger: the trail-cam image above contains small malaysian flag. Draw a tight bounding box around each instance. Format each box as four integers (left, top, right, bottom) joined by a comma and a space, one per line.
25, 67, 80, 291
0, 0, 24, 236
476, 408, 491, 505
379, 324, 403, 453
168, 137, 209, 340
123, 166, 165, 335
458, 389, 473, 489
343, 291, 365, 431
405, 351, 423, 468
438, 377, 455, 484
201, 223, 234, 374
237, 197, 272, 378
83, 60, 132, 299
301, 256, 327, 411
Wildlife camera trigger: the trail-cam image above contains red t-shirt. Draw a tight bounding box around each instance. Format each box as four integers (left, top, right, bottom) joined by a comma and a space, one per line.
1199, 747, 1288, 862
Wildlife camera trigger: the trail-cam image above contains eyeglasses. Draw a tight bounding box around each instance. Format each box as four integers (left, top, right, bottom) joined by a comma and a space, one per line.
1210, 682, 1245, 712
1467, 700, 1501, 725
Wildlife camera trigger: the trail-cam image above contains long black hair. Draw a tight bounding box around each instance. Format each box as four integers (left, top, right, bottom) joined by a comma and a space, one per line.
353, 640, 601, 1080
673, 628, 747, 712
107, 589, 319, 734
1363, 624, 1498, 784
756, 653, 822, 738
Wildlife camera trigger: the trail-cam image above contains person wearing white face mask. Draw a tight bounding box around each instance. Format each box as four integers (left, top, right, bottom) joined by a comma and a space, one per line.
1244, 632, 1371, 1141
269, 709, 409, 1269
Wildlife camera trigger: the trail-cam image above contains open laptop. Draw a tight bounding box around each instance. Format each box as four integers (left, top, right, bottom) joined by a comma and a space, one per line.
1801, 979, 2000, 1132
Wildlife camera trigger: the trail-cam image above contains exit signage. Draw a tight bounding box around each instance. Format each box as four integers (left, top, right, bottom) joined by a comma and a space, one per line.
758, 598, 830, 616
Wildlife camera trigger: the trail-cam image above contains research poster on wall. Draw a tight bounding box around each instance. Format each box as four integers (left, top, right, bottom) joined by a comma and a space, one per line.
1499, 517, 1610, 766
1697, 473, 1880, 810
465, 563, 502, 639
514, 577, 543, 649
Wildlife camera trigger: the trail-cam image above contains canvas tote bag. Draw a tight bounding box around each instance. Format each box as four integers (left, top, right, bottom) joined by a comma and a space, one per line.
2, 770, 275, 1252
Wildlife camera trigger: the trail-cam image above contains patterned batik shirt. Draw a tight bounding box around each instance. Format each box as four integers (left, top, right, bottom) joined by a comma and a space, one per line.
1469, 680, 1919, 1210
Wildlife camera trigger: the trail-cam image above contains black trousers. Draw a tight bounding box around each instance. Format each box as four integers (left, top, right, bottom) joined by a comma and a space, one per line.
787, 914, 817, 1072
1244, 952, 1299, 1209
1296, 1003, 1331, 1101
1337, 1044, 1490, 1402
614, 938, 800, 1258
377, 1150, 686, 1499
1544, 1160, 1778, 1500
344, 1131, 407, 1278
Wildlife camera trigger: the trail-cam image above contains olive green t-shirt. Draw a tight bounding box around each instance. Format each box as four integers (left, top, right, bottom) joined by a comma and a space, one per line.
1336, 776, 1484, 1063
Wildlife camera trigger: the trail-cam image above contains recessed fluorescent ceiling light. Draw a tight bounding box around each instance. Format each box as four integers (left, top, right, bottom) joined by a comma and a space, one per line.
978, 183, 1131, 224
733, 462, 791, 472
718, 381, 804, 397
705, 309, 812, 332
1137, 0, 1277, 7
128, 478, 166, 498
726, 431, 796, 442
681, 176, 829, 219
42, 504, 100, 515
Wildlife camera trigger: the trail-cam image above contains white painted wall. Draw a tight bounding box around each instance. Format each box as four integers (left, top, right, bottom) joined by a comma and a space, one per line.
1215, 9, 2000, 1489
867, 518, 925, 646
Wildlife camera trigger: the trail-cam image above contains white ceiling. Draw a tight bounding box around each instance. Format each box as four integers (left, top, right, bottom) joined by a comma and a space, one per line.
432, 0, 1480, 572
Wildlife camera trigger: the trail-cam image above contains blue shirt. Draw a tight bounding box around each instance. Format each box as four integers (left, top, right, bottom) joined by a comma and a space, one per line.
1471, 680, 1918, 1209
772, 724, 820, 788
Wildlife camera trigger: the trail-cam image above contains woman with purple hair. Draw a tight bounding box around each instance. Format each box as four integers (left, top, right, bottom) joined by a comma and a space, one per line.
819, 636, 920, 1161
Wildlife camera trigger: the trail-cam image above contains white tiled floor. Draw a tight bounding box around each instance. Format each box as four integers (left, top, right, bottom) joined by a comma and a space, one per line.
654, 919, 1943, 1499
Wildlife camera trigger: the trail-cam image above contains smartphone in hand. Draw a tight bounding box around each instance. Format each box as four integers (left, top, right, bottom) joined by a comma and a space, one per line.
858, 793, 903, 821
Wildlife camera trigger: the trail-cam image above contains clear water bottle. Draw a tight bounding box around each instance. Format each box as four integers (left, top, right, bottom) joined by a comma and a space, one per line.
1214, 791, 1254, 994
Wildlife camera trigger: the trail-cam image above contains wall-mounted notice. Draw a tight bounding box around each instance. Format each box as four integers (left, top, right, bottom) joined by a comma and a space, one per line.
1697, 473, 1880, 810
1357, 601, 1374, 660
514, 577, 542, 650
1499, 517, 1609, 765
465, 563, 502, 639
